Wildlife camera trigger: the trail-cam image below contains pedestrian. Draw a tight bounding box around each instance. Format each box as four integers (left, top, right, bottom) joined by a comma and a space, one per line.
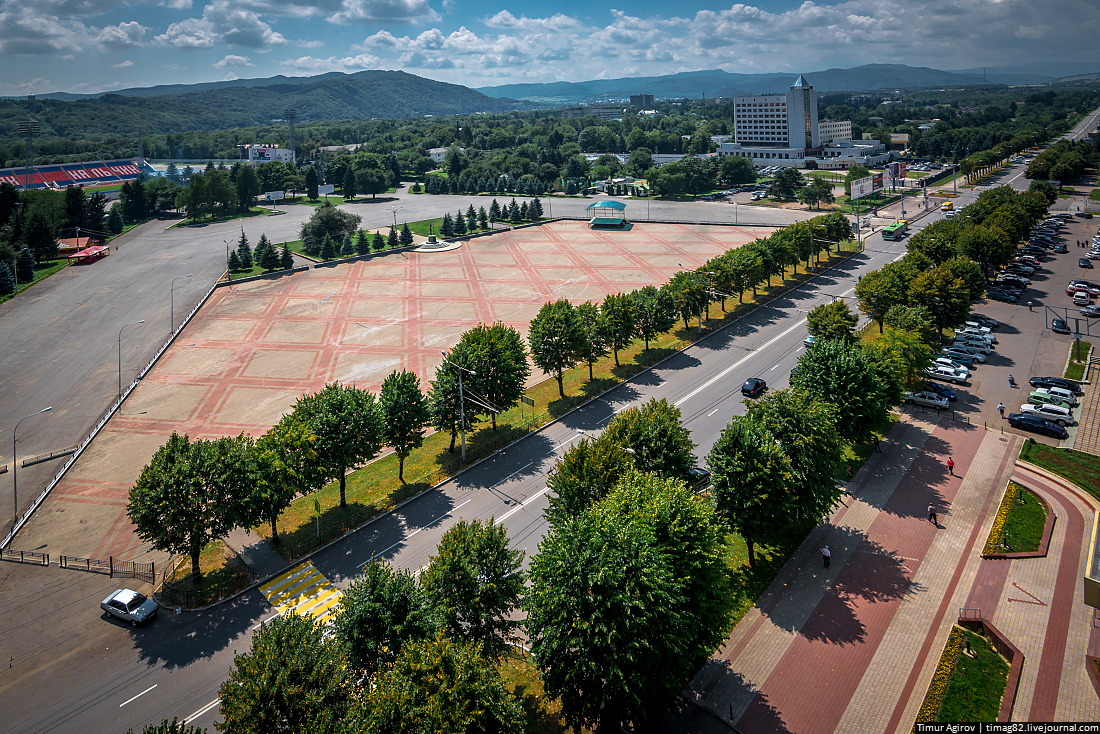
1027, 301, 1034, 312
1009, 374, 1017, 388
947, 457, 955, 476
998, 402, 1005, 418
822, 545, 831, 568
928, 504, 938, 525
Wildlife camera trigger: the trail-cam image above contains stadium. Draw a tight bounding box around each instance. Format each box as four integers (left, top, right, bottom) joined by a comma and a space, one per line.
0, 158, 156, 190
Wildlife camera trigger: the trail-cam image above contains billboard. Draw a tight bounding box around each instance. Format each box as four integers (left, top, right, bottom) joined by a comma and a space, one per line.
263, 191, 283, 201
318, 184, 335, 195
851, 176, 874, 199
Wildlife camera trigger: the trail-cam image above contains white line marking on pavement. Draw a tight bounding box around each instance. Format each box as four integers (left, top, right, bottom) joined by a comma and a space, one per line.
497, 487, 550, 523
770, 363, 779, 370
120, 684, 157, 708
364, 498, 472, 565
184, 697, 220, 723
252, 612, 281, 631
491, 461, 534, 489
707, 408, 720, 416
550, 432, 583, 454
675, 318, 808, 406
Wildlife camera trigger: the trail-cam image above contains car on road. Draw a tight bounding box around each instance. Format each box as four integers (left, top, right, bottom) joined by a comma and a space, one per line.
101, 589, 159, 626
1028, 376, 1083, 395
1077, 212, 1094, 219
925, 365, 968, 384
1082, 305, 1100, 317
923, 382, 957, 401
803, 335, 815, 348
1081, 258, 1095, 269
1054, 244, 1069, 254
1006, 413, 1069, 440
1019, 403, 1074, 426
903, 391, 950, 410
741, 377, 767, 398
1051, 318, 1072, 334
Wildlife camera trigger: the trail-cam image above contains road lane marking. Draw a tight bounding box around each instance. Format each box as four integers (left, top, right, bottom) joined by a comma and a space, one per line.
120, 684, 157, 708
365, 499, 472, 564
259, 562, 342, 625
490, 460, 534, 489
707, 408, 720, 416
770, 363, 780, 370
674, 318, 808, 406
184, 697, 220, 723
497, 486, 550, 523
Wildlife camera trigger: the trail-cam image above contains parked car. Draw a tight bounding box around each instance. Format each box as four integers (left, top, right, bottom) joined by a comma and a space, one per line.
1081, 258, 1095, 269
1051, 318, 1072, 334
933, 357, 971, 375
741, 377, 767, 398
1028, 376, 1083, 395
925, 365, 968, 384
1053, 244, 1069, 254
1019, 403, 1074, 426
996, 275, 1031, 286
101, 589, 159, 626
803, 335, 815, 348
903, 391, 950, 410
969, 314, 1001, 328
1082, 305, 1100, 317
949, 338, 991, 354
923, 382, 957, 401
987, 291, 1018, 303
1073, 290, 1092, 305
1006, 413, 1069, 440
1036, 385, 1078, 406
1067, 280, 1100, 295
1027, 391, 1073, 410
942, 347, 986, 363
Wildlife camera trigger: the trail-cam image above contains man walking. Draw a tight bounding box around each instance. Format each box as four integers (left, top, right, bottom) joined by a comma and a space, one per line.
947, 457, 955, 476
998, 402, 1005, 418
928, 504, 938, 525
822, 545, 831, 568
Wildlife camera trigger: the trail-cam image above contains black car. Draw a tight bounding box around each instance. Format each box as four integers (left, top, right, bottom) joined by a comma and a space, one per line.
741, 377, 767, 398
1028, 376, 1084, 395
969, 314, 1001, 328
1076, 212, 1093, 219
1054, 244, 1069, 254
1006, 413, 1069, 440
987, 291, 1018, 303
1051, 318, 1072, 334
1080, 258, 1094, 269
923, 381, 957, 401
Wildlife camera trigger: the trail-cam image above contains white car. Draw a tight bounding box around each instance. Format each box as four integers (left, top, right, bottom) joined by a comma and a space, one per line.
1073, 291, 1091, 305
904, 391, 950, 410
101, 589, 159, 626
1019, 403, 1074, 426
949, 338, 992, 354
925, 365, 968, 384
932, 357, 970, 377
956, 328, 996, 344
942, 346, 987, 363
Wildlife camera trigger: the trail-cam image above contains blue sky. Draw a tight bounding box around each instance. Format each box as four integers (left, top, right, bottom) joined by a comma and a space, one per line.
1, 0, 1097, 95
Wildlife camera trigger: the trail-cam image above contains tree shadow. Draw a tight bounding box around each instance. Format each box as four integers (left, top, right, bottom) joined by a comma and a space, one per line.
673, 660, 791, 734
134, 590, 266, 669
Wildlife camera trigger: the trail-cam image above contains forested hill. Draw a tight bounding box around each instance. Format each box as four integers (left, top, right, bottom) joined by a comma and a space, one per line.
0, 70, 533, 138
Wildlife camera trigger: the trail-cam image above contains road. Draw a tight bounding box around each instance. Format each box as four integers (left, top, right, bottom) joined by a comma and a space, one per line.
3, 105, 1098, 732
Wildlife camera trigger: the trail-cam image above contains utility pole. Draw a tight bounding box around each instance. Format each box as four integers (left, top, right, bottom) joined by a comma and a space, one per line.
18, 120, 39, 192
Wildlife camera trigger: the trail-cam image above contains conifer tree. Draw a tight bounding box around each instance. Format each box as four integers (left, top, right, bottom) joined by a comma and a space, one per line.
400, 223, 413, 245
321, 237, 336, 259
372, 232, 385, 251
387, 227, 399, 249
280, 244, 293, 269
356, 229, 369, 255
228, 250, 241, 271
236, 231, 252, 269
341, 233, 355, 257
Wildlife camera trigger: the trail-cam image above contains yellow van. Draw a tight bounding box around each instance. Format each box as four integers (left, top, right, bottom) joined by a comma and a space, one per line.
941, 201, 954, 212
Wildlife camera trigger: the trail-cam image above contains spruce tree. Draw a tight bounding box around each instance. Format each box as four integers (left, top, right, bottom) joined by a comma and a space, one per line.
236, 231, 252, 269
280, 244, 294, 269
321, 237, 336, 259
255, 233, 272, 264
228, 250, 241, 271
107, 207, 124, 234
372, 232, 385, 251
530, 197, 544, 218
356, 230, 369, 255
17, 247, 34, 283
509, 199, 521, 223
261, 243, 281, 270
400, 223, 413, 246
519, 202, 529, 221
478, 206, 489, 230
489, 199, 501, 224
441, 213, 455, 237
341, 233, 355, 257
454, 212, 467, 235
387, 227, 399, 249
343, 168, 356, 199
466, 204, 477, 226
0, 261, 14, 295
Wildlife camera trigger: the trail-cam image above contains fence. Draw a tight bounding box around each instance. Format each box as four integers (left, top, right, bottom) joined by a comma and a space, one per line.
0, 548, 49, 565
58, 554, 155, 583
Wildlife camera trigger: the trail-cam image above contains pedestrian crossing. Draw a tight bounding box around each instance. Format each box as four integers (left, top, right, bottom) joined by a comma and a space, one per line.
258, 561, 343, 625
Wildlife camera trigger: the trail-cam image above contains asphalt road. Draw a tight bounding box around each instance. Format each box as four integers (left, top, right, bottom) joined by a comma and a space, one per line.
3, 105, 1098, 732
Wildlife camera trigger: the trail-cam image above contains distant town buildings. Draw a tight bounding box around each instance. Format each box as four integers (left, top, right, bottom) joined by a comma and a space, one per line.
561, 105, 625, 122
630, 94, 655, 108
246, 145, 294, 165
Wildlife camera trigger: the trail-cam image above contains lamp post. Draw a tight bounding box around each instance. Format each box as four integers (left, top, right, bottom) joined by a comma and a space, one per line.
224, 240, 232, 282
387, 205, 402, 230
118, 320, 145, 401
13, 407, 52, 528
679, 262, 713, 332
441, 350, 475, 462
170, 274, 192, 336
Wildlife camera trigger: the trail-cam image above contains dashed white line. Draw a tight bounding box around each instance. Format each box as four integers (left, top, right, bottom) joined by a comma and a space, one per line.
119, 684, 157, 708
363, 498, 472, 565
769, 363, 780, 371
497, 486, 550, 523
707, 408, 720, 416
184, 697, 220, 723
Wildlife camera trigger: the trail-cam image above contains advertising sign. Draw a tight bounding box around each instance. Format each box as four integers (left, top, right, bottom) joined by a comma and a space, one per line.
263, 191, 283, 201
318, 184, 335, 195
851, 176, 874, 199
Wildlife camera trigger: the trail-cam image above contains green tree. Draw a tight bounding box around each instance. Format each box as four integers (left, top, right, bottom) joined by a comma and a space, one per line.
575, 301, 610, 380
344, 633, 524, 734
305, 165, 319, 200
300, 202, 362, 246
420, 518, 526, 660
227, 250, 241, 271
884, 304, 938, 346
707, 417, 793, 567
790, 338, 900, 443
428, 347, 481, 454
600, 292, 636, 366
321, 238, 336, 259
23, 211, 56, 263
342, 168, 357, 199
126, 720, 205, 734
261, 241, 282, 270
249, 415, 318, 542
718, 154, 756, 186
332, 560, 439, 675
767, 167, 804, 200
387, 227, 399, 249
355, 229, 369, 255
865, 326, 935, 390
632, 284, 676, 350
290, 383, 383, 508
400, 223, 413, 245
107, 206, 124, 234
357, 168, 389, 199
340, 233, 354, 257
127, 432, 256, 580
235, 165, 260, 212
379, 369, 430, 483
601, 398, 696, 481
957, 224, 1015, 277
665, 270, 711, 329
280, 244, 294, 270
806, 299, 858, 342
0, 261, 14, 296
798, 177, 834, 209
528, 299, 585, 397
218, 613, 353, 734
908, 264, 972, 338
236, 230, 252, 269
371, 232, 385, 251
545, 437, 634, 525
16, 247, 34, 283
854, 267, 906, 333
462, 323, 530, 430
843, 165, 871, 196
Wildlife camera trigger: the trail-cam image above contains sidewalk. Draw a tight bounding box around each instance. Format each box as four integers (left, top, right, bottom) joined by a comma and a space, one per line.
222, 526, 289, 579
687, 414, 1041, 732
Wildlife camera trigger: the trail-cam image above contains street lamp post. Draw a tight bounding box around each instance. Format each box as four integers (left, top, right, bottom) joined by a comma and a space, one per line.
118, 320, 145, 401
13, 407, 52, 528
441, 350, 475, 462
224, 240, 232, 282
170, 274, 193, 336
388, 205, 402, 230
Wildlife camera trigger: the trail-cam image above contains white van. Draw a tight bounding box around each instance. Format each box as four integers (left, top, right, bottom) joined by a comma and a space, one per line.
1038, 386, 1078, 407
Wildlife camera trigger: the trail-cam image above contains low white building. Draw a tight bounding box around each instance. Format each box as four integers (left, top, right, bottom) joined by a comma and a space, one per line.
246, 145, 294, 165
429, 147, 465, 163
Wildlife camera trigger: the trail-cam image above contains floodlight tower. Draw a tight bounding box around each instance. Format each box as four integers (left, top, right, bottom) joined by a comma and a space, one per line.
17, 120, 40, 191
284, 108, 298, 164
136, 125, 146, 162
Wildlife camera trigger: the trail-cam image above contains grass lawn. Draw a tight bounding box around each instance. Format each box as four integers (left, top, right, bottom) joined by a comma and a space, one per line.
298, 189, 399, 207
1019, 441, 1100, 501
1000, 484, 1048, 553
1, 259, 69, 304
160, 540, 254, 608
173, 207, 271, 228
802, 170, 845, 184
834, 193, 900, 214
258, 239, 863, 561
1090, 189, 1100, 202
1064, 340, 1091, 381
936, 627, 1010, 723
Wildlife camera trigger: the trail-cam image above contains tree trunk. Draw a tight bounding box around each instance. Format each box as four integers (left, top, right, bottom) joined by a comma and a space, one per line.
339, 471, 347, 508
191, 549, 202, 581
556, 371, 565, 398
449, 428, 456, 453
491, 413, 497, 430
588, 360, 594, 380
613, 347, 620, 366
746, 536, 756, 568
271, 515, 280, 543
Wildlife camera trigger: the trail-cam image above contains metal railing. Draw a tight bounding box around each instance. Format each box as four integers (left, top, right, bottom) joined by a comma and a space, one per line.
0, 548, 49, 565
57, 554, 155, 583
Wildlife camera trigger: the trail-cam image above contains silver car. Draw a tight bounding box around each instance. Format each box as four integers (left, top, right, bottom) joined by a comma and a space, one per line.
101, 589, 159, 626
904, 391, 950, 410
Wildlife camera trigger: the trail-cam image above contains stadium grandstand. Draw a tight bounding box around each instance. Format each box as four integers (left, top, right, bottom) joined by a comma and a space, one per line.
0, 159, 156, 191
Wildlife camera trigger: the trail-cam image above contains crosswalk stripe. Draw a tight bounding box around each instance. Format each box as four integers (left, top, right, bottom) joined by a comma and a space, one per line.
257, 561, 343, 625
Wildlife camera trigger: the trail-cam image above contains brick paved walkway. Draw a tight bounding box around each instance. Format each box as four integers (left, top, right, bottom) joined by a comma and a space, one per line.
1071, 366, 1100, 456
685, 413, 1099, 732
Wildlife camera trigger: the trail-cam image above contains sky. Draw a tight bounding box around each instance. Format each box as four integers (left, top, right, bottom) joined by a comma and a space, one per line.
1, 0, 1098, 96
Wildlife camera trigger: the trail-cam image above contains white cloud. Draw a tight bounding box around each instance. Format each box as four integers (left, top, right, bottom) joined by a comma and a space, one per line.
215, 53, 253, 68
331, 0, 440, 25
297, 39, 325, 48
155, 1, 287, 49
96, 21, 148, 49
282, 52, 381, 72
111, 59, 134, 67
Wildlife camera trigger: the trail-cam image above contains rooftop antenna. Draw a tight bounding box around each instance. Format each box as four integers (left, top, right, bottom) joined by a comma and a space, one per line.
284, 108, 297, 164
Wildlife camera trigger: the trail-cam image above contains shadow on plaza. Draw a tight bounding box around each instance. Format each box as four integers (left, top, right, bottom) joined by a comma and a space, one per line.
675, 662, 793, 734
852, 424, 959, 521
133, 590, 267, 669
761, 527, 922, 647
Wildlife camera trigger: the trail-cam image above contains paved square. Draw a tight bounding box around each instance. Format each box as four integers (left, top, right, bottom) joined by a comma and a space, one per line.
15, 221, 769, 559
